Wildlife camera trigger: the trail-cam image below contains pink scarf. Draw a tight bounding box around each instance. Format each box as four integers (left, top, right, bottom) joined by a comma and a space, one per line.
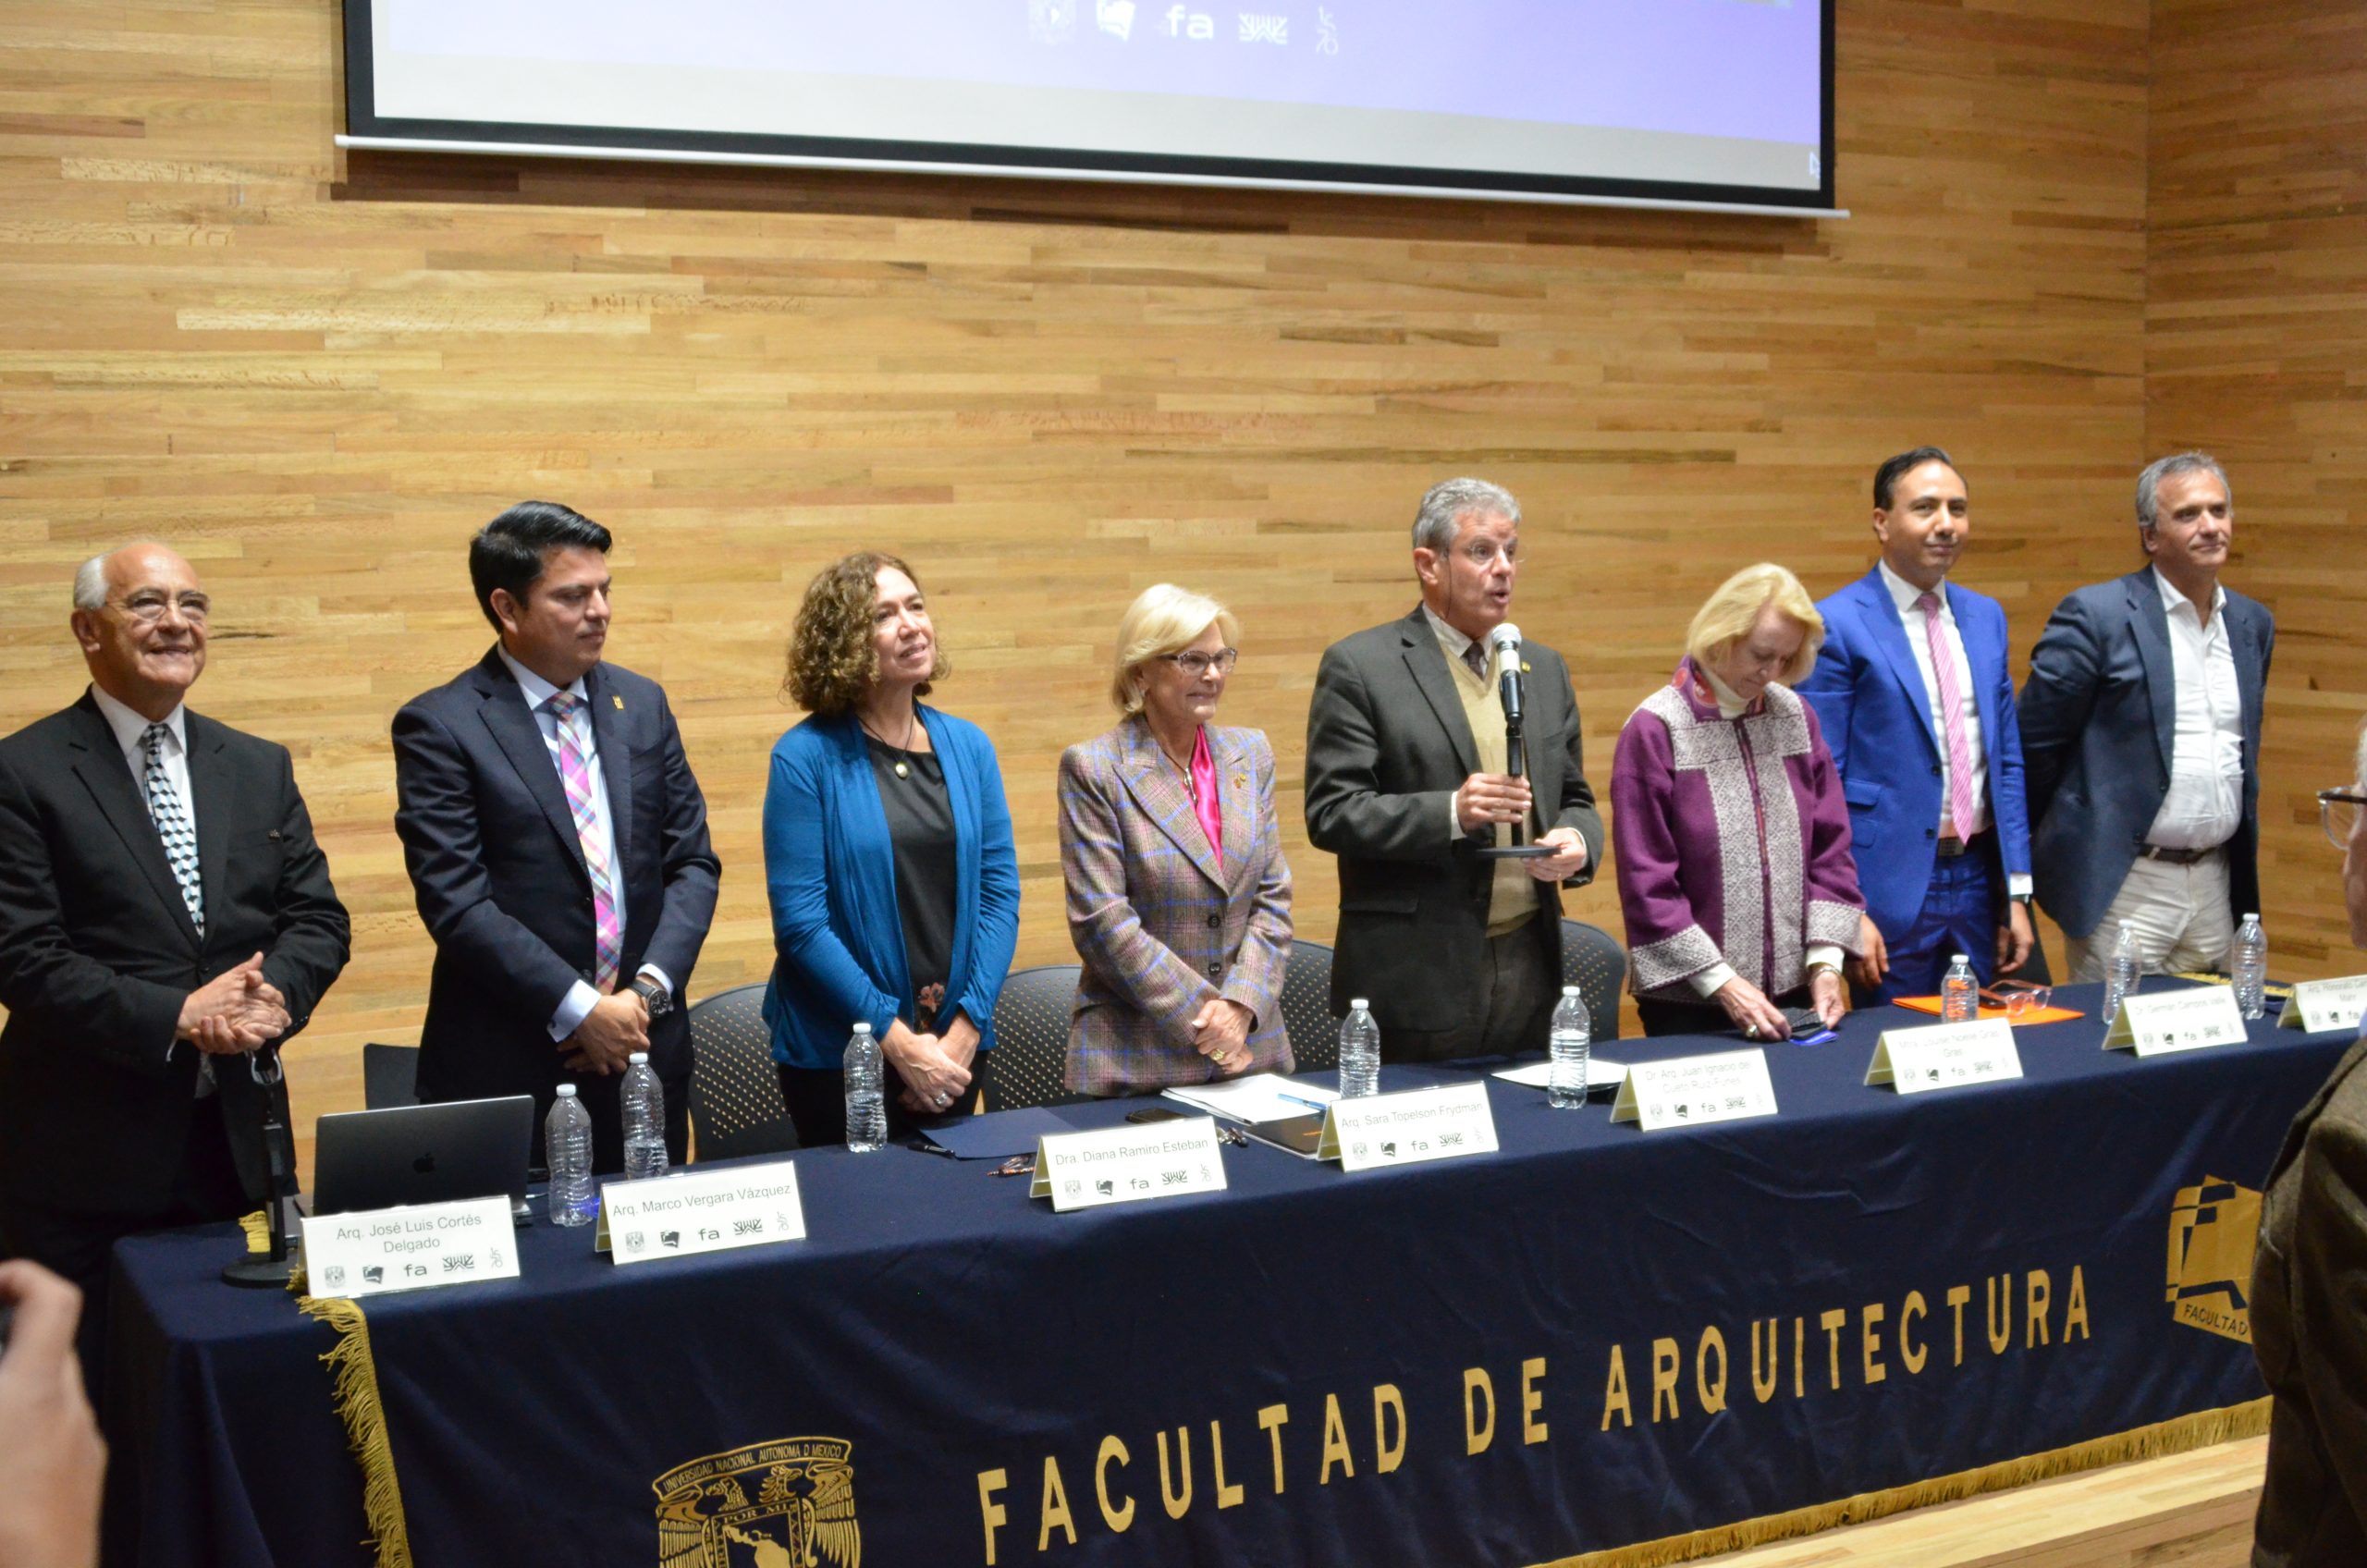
1189, 727, 1223, 868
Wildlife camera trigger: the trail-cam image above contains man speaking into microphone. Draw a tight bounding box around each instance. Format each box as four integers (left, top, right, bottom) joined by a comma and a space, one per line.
1306, 478, 1603, 1061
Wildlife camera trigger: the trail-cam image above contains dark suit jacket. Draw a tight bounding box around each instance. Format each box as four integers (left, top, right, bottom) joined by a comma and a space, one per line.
0, 692, 350, 1217
2018, 569, 2273, 940
391, 650, 719, 1107
1304, 606, 1604, 1034
2250, 1037, 2367, 1568
1797, 569, 2032, 942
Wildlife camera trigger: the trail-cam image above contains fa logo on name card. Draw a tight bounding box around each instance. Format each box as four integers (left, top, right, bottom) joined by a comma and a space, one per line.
2166, 1175, 2261, 1344
654, 1439, 859, 1568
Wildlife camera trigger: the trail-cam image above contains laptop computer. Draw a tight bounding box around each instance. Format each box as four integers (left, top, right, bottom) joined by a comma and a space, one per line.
311, 1096, 535, 1218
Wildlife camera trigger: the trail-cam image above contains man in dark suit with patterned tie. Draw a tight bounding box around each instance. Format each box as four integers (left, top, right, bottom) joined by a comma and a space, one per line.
393, 502, 719, 1173
0, 543, 350, 1378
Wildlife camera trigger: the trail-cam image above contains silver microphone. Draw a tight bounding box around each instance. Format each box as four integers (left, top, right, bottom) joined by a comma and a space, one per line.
1489, 624, 1524, 720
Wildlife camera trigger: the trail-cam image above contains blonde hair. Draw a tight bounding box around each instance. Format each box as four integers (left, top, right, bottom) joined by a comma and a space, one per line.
1110, 584, 1240, 715
1685, 563, 1824, 686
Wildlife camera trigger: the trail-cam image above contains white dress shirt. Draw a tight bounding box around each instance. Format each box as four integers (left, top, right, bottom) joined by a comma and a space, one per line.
91, 686, 213, 1086
1876, 563, 2032, 900
2144, 568, 2244, 851
497, 649, 668, 1040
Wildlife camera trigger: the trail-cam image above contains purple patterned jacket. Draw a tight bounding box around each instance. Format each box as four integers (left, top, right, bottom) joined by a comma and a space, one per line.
1612, 658, 1865, 1003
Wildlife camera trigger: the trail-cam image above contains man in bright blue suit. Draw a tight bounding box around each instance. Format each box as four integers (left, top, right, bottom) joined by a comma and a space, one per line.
1798, 447, 2034, 1001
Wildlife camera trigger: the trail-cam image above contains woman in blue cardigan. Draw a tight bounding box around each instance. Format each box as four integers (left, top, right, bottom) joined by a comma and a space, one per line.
763, 551, 1020, 1145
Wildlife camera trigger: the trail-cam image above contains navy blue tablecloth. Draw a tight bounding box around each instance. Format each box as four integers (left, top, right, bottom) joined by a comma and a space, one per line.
108, 982, 2347, 1568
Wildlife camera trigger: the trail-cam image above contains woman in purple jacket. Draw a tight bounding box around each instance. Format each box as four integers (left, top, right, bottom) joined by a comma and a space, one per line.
1613, 563, 1867, 1039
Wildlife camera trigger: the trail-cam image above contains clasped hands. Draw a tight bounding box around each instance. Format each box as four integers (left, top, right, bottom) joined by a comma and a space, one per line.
1457, 772, 1588, 880
176, 952, 289, 1055
560, 986, 651, 1074
883, 1014, 978, 1116
1189, 997, 1257, 1075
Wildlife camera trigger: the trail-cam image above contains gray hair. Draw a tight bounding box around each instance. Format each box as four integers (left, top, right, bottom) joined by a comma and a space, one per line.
2135, 452, 2230, 529
71, 552, 109, 612
1412, 477, 1521, 553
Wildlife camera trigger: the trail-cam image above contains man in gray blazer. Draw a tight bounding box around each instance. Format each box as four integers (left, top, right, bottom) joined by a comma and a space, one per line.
1305, 478, 1604, 1061
2020, 452, 2275, 979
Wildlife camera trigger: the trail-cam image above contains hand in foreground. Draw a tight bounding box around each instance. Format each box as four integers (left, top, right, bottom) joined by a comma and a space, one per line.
1189, 998, 1256, 1075
1713, 975, 1791, 1041
1523, 827, 1590, 881
0, 1260, 105, 1568
884, 1024, 973, 1117
1846, 914, 1889, 991
1809, 967, 1849, 1028
1995, 901, 2033, 975
178, 954, 285, 1051
936, 1011, 980, 1072
1456, 772, 1532, 833
560, 990, 649, 1075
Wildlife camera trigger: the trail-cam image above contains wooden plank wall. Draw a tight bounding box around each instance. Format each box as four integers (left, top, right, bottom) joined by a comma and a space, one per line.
0, 1, 2155, 1170
2149, 0, 2367, 974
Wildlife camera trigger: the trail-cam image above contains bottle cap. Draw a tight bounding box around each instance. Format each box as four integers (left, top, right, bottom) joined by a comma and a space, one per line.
2245, 913, 2260, 922
555, 1084, 578, 1098
1349, 998, 1369, 1011
628, 1051, 648, 1064
1951, 953, 1969, 964
852, 1022, 874, 1035
1563, 986, 1579, 997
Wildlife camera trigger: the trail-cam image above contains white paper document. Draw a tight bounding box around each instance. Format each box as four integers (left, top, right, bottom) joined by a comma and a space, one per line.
1162, 1072, 1339, 1123
1491, 1058, 1627, 1093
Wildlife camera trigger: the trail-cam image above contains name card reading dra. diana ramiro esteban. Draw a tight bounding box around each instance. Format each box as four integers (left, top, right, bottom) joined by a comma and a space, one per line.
300, 1195, 521, 1300
1865, 1018, 2024, 1095
1610, 1048, 1779, 1131
1031, 1116, 1228, 1212
596, 1162, 807, 1266
1316, 1081, 1500, 1171
2103, 986, 2248, 1057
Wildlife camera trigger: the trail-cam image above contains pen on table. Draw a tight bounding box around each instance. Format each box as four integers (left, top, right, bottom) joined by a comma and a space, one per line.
1277, 1092, 1331, 1114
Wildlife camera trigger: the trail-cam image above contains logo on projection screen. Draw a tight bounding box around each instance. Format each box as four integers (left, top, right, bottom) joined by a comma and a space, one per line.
1029, 0, 1077, 43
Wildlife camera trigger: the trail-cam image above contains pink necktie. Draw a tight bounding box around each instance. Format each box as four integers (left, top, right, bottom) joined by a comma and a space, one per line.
546, 692, 622, 991
1916, 592, 1978, 841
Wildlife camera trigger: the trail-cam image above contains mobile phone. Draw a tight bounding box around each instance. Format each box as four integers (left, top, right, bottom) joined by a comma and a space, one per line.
1124, 1107, 1185, 1125
1781, 1006, 1825, 1035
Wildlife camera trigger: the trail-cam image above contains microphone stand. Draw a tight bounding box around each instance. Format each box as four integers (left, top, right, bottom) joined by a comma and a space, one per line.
223, 1052, 301, 1288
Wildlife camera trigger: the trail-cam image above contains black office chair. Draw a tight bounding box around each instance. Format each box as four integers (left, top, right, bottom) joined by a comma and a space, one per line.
1280, 939, 1338, 1073
361, 1043, 422, 1110
1558, 920, 1625, 1040
686, 983, 800, 1161
983, 964, 1091, 1111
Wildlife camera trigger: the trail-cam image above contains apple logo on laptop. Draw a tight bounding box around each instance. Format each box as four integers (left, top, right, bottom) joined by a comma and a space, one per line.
413, 1153, 436, 1176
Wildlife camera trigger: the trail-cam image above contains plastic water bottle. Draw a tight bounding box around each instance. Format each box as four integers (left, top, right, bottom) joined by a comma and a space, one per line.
1338, 999, 1380, 1099
2233, 913, 2268, 1020
843, 1023, 888, 1152
1548, 986, 1591, 1109
620, 1051, 669, 1180
1941, 953, 1980, 1023
544, 1084, 596, 1226
2103, 921, 2142, 1022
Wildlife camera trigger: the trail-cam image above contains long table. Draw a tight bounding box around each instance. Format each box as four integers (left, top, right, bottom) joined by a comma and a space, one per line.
107, 981, 2344, 1568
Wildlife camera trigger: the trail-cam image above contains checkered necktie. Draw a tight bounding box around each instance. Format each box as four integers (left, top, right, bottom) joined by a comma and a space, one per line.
140, 723, 204, 937
544, 692, 622, 991
1916, 591, 1979, 841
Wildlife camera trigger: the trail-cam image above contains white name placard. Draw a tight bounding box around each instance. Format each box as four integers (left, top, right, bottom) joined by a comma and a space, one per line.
2277, 974, 2367, 1035
1030, 1116, 1227, 1212
599, 1161, 807, 1266
2103, 986, 2249, 1057
1316, 1082, 1500, 1171
1611, 1048, 1778, 1131
1866, 1018, 2024, 1095
300, 1195, 520, 1300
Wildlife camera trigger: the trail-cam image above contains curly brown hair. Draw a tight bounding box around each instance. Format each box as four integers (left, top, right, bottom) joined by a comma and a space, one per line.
783, 551, 948, 717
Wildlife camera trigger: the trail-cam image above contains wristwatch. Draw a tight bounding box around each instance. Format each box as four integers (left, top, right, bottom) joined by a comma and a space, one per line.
629, 974, 672, 1020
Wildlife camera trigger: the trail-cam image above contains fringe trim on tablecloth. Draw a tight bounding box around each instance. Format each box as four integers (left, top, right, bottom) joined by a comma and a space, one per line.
1528, 1398, 2271, 1568
296, 1293, 415, 1568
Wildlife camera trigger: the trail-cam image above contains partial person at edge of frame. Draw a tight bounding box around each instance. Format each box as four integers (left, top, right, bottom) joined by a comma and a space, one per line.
761, 551, 1020, 1147
1613, 562, 1866, 1040
1303, 477, 1604, 1064
1797, 446, 2036, 1005
0, 1259, 105, 1568
2250, 726, 2367, 1568
2020, 452, 2274, 983
1060, 584, 1294, 1096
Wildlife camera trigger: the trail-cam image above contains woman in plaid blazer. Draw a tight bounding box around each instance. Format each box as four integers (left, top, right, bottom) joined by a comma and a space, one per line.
1060, 585, 1294, 1096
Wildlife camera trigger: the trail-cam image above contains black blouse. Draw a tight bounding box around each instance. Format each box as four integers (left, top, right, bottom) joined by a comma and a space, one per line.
865, 733, 958, 1033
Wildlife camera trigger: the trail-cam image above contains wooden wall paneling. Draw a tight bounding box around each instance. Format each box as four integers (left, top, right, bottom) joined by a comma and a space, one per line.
0, 0, 2151, 1179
